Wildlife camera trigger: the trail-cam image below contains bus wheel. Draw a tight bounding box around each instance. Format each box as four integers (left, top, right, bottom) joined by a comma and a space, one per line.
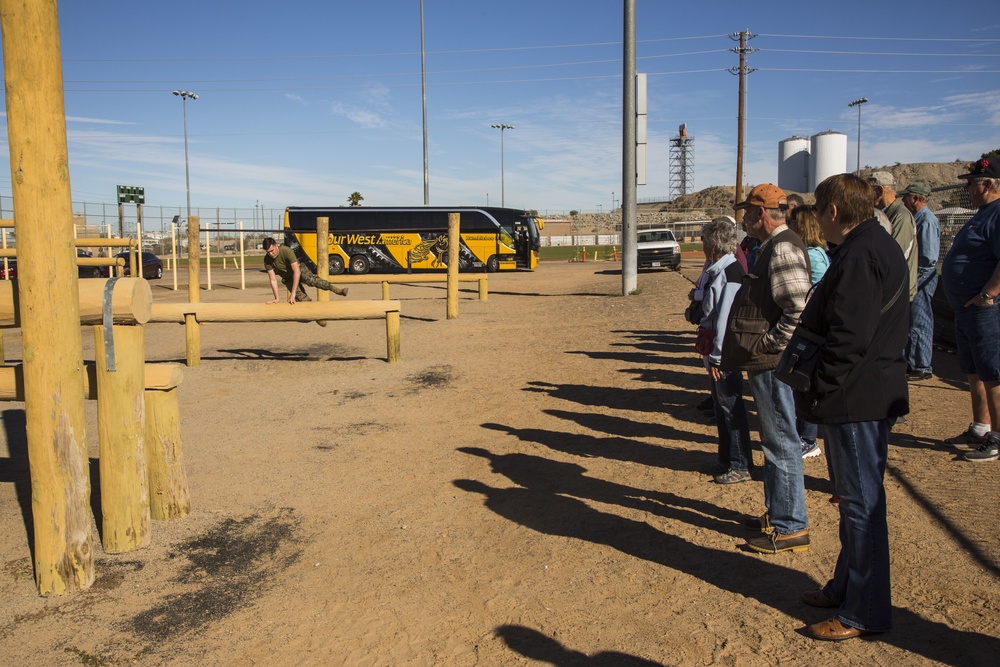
329, 255, 345, 275
349, 255, 370, 275
486, 255, 500, 272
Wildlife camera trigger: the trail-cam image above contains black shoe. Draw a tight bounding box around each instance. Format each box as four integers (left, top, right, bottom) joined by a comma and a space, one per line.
906, 371, 932, 382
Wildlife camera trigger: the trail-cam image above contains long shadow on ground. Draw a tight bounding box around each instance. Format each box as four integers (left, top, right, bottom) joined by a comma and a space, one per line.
455, 452, 1000, 665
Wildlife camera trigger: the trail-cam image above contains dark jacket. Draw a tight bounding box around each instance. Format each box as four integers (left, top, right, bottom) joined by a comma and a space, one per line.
721, 228, 810, 373
795, 218, 909, 423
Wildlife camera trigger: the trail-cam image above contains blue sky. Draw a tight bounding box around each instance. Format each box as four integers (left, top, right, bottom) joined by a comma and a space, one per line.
1, 0, 998, 215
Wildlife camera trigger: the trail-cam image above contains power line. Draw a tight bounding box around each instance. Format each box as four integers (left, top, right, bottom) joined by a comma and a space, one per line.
761, 48, 1000, 57
62, 35, 727, 63
757, 33, 1000, 42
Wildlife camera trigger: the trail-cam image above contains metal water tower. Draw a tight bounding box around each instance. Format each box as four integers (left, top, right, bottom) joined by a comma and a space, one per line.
670, 124, 695, 198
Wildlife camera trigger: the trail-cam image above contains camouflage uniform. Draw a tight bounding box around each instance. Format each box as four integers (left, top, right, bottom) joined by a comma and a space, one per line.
266, 245, 348, 300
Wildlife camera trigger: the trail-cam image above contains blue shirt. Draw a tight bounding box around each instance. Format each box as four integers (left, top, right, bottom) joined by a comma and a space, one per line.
806, 246, 830, 286
914, 206, 941, 276
942, 198, 1000, 309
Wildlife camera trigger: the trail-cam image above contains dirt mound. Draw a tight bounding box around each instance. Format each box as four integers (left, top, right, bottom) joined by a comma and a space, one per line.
662, 161, 973, 214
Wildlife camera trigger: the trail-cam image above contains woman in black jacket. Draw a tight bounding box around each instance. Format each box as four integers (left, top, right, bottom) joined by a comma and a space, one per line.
795, 173, 909, 641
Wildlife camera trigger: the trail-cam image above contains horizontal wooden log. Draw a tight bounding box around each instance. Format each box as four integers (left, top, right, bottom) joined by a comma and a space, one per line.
0, 362, 183, 401
326, 273, 488, 284
149, 300, 401, 324
0, 277, 151, 328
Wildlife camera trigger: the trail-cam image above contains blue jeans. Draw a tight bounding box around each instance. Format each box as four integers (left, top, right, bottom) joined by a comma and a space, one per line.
905, 270, 937, 374
748, 370, 808, 534
711, 369, 753, 472
797, 417, 818, 444
821, 419, 892, 633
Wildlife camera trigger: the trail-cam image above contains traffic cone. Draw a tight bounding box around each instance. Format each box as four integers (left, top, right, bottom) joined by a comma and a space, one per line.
582, 245, 587, 262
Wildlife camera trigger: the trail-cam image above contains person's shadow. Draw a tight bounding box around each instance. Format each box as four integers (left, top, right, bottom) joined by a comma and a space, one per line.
495, 625, 664, 666
456, 449, 1000, 665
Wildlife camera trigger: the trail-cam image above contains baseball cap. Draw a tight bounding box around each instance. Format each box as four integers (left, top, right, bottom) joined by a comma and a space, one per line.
734, 184, 787, 210
958, 157, 1000, 180
898, 182, 931, 198
867, 171, 896, 187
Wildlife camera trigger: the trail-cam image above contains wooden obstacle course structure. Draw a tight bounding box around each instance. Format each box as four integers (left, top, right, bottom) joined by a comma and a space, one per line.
148, 300, 403, 365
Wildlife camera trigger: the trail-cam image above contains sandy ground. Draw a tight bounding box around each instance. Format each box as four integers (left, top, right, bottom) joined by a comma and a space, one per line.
0, 260, 998, 666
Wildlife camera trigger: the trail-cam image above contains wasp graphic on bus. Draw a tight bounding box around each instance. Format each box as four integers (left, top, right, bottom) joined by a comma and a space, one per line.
283, 206, 542, 275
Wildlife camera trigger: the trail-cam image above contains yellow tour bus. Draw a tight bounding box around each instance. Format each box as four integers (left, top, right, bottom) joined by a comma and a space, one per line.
282, 206, 543, 275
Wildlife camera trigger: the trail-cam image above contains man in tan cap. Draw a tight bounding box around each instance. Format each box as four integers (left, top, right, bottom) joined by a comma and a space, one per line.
869, 171, 917, 301
722, 184, 812, 554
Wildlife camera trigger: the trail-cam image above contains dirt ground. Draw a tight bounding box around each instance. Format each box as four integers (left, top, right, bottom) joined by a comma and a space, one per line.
0, 260, 998, 666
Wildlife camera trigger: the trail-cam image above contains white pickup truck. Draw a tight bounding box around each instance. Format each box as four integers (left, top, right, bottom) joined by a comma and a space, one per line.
636, 228, 682, 270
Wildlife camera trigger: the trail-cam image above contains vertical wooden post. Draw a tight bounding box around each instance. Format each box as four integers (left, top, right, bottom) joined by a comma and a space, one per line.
479, 276, 488, 301
381, 281, 390, 300
386, 310, 401, 363
186, 215, 201, 366
239, 220, 245, 290
447, 212, 459, 319
93, 325, 150, 553
171, 222, 178, 291
316, 217, 329, 302
144, 384, 190, 521
2, 0, 95, 595
205, 229, 212, 290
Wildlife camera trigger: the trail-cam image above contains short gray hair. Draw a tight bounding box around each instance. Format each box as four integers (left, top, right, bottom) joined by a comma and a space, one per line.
702, 217, 738, 256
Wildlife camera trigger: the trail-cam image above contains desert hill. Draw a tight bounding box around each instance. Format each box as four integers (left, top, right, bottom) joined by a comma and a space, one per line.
659, 161, 972, 215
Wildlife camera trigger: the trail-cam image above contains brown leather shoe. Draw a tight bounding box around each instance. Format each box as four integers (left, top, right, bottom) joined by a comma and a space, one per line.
807, 618, 873, 641
802, 590, 838, 608
745, 529, 809, 554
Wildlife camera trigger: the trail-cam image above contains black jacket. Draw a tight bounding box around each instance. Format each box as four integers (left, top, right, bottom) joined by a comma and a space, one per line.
795, 218, 909, 423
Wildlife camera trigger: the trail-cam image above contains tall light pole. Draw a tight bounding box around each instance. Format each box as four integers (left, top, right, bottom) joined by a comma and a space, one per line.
848, 97, 868, 175
490, 123, 514, 207
420, 0, 429, 205
173, 90, 198, 220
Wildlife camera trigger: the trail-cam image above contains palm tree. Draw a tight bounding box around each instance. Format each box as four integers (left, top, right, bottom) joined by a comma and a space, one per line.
348, 192, 364, 207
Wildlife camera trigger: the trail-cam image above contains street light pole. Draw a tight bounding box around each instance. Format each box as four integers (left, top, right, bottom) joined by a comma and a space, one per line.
173, 90, 198, 220
490, 123, 514, 207
848, 97, 868, 176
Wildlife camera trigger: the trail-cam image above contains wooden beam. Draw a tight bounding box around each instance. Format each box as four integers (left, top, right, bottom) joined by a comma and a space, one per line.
149, 300, 401, 323
0, 277, 151, 328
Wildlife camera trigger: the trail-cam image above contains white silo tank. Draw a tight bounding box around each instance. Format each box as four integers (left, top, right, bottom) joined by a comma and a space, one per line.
778, 136, 810, 193
809, 131, 848, 192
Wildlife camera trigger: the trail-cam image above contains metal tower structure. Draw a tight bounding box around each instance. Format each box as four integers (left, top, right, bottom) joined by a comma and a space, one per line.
669, 124, 694, 198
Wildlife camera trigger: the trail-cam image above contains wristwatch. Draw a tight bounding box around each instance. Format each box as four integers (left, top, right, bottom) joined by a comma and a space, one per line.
981, 291, 995, 301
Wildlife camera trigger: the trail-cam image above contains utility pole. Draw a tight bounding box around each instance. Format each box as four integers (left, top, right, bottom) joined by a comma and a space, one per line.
729, 31, 756, 221
621, 0, 637, 296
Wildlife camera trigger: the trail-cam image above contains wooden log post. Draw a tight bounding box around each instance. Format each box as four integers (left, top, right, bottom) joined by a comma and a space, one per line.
143, 364, 189, 521
316, 216, 329, 302
93, 325, 150, 553
381, 281, 391, 300
478, 276, 488, 301
386, 309, 401, 364
186, 215, 201, 366
2, 0, 95, 595
447, 212, 459, 319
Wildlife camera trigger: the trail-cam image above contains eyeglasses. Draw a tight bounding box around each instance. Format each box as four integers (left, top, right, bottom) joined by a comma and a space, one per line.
965, 178, 991, 189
